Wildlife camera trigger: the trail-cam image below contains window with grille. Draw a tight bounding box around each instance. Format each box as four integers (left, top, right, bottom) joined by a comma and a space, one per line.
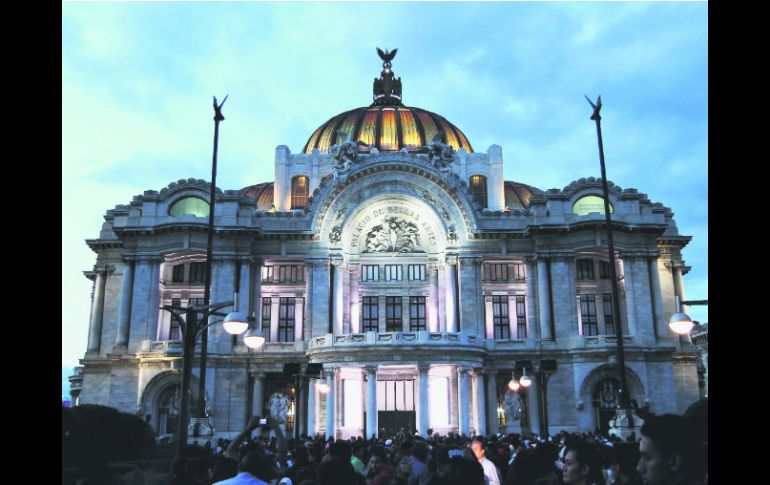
291, 175, 309, 209
384, 265, 402, 282
408, 264, 426, 281
261, 298, 272, 342
469, 174, 488, 208
278, 297, 295, 342
516, 295, 527, 338
599, 261, 611, 279
362, 296, 379, 332
580, 294, 599, 336
409, 296, 426, 331
492, 295, 510, 339
577, 259, 595, 280
512, 263, 526, 281
172, 265, 184, 283
190, 262, 207, 283
362, 265, 379, 282
486, 263, 509, 282
603, 293, 615, 335
385, 297, 402, 331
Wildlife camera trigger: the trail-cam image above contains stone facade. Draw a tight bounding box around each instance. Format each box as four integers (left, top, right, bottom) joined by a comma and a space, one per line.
74, 65, 700, 441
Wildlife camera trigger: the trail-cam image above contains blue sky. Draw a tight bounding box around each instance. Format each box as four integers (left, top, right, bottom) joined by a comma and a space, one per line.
62, 2, 708, 382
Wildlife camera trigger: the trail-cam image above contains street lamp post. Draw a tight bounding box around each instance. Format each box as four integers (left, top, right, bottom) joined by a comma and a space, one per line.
196, 95, 229, 424
586, 95, 636, 435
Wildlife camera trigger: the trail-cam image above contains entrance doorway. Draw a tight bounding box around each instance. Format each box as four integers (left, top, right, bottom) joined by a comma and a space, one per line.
378, 411, 416, 437
593, 378, 620, 435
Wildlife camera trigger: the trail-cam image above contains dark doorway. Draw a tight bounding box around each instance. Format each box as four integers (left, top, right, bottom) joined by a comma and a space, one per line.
593, 377, 621, 436
378, 411, 415, 437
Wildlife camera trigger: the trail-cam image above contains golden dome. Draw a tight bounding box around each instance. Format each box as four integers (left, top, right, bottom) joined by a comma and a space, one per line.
303, 106, 473, 155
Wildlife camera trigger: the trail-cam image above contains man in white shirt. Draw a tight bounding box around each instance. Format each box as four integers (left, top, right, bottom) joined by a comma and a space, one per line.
471, 439, 501, 485
213, 452, 273, 485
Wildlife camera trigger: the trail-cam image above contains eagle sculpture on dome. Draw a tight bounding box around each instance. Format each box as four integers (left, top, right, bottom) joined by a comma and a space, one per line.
377, 47, 398, 64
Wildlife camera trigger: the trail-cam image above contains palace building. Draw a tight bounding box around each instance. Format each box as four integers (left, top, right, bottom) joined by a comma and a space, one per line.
72, 51, 700, 440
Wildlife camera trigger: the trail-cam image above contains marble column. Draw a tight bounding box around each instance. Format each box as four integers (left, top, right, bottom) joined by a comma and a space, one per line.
417, 364, 430, 436
366, 366, 377, 438
550, 256, 576, 339
486, 372, 499, 435
459, 257, 483, 335
332, 259, 344, 334
87, 266, 109, 353
536, 258, 553, 340
249, 259, 263, 317
429, 263, 440, 332
445, 257, 458, 332
270, 298, 280, 342
307, 258, 330, 338
484, 296, 494, 339
457, 367, 470, 436
525, 259, 538, 339
526, 374, 541, 436
115, 260, 134, 349
236, 259, 251, 314
325, 368, 336, 439
295, 297, 305, 342
307, 379, 317, 437
472, 369, 487, 436
648, 257, 666, 338
349, 264, 361, 333
620, 256, 639, 337
252, 371, 266, 417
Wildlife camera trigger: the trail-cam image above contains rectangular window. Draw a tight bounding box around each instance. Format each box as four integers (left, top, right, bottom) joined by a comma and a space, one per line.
362, 265, 379, 282
409, 296, 427, 331
261, 266, 274, 283
408, 264, 426, 281
261, 297, 272, 342
512, 263, 526, 281
599, 261, 611, 279
384, 265, 403, 282
492, 295, 510, 339
172, 265, 184, 283
603, 293, 615, 335
385, 297, 402, 332
362, 296, 379, 332
577, 259, 595, 280
516, 295, 527, 338
189, 262, 207, 283
487, 263, 509, 282
278, 297, 295, 342
276, 265, 302, 283
580, 294, 599, 336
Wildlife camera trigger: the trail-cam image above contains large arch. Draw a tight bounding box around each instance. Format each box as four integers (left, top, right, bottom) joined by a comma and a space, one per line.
312, 154, 480, 246
138, 370, 206, 434
577, 364, 647, 433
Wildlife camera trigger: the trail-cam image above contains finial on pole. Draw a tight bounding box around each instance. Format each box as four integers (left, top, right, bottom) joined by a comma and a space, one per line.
585, 94, 602, 121
213, 94, 228, 122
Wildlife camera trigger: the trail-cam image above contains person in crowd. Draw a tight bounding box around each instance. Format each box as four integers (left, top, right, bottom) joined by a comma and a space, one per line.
366, 447, 395, 485
390, 456, 415, 485
213, 451, 274, 485
471, 438, 502, 485
319, 457, 359, 485
561, 441, 605, 485
636, 415, 705, 485
408, 441, 431, 485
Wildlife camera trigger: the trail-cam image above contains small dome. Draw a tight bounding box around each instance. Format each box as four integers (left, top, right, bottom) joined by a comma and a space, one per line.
240, 183, 274, 211
504, 181, 543, 210
303, 106, 473, 155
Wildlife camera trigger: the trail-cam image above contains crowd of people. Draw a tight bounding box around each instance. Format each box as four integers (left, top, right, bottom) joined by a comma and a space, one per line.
85, 413, 707, 485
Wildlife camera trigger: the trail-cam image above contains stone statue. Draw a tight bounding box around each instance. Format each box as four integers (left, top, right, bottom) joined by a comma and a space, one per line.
424, 132, 455, 171
330, 131, 365, 184
267, 392, 291, 425
503, 391, 522, 423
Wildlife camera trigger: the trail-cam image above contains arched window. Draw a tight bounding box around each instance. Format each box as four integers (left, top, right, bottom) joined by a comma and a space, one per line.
469, 175, 488, 208
291, 176, 309, 209
157, 385, 181, 435
169, 197, 210, 217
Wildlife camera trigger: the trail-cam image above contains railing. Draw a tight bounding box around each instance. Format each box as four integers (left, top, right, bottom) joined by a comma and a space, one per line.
309, 331, 480, 349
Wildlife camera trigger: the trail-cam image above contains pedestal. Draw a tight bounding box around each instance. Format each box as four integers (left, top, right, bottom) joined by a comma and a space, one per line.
188, 417, 215, 440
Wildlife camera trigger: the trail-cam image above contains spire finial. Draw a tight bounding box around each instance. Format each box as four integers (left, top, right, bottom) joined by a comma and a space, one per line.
373, 47, 403, 106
